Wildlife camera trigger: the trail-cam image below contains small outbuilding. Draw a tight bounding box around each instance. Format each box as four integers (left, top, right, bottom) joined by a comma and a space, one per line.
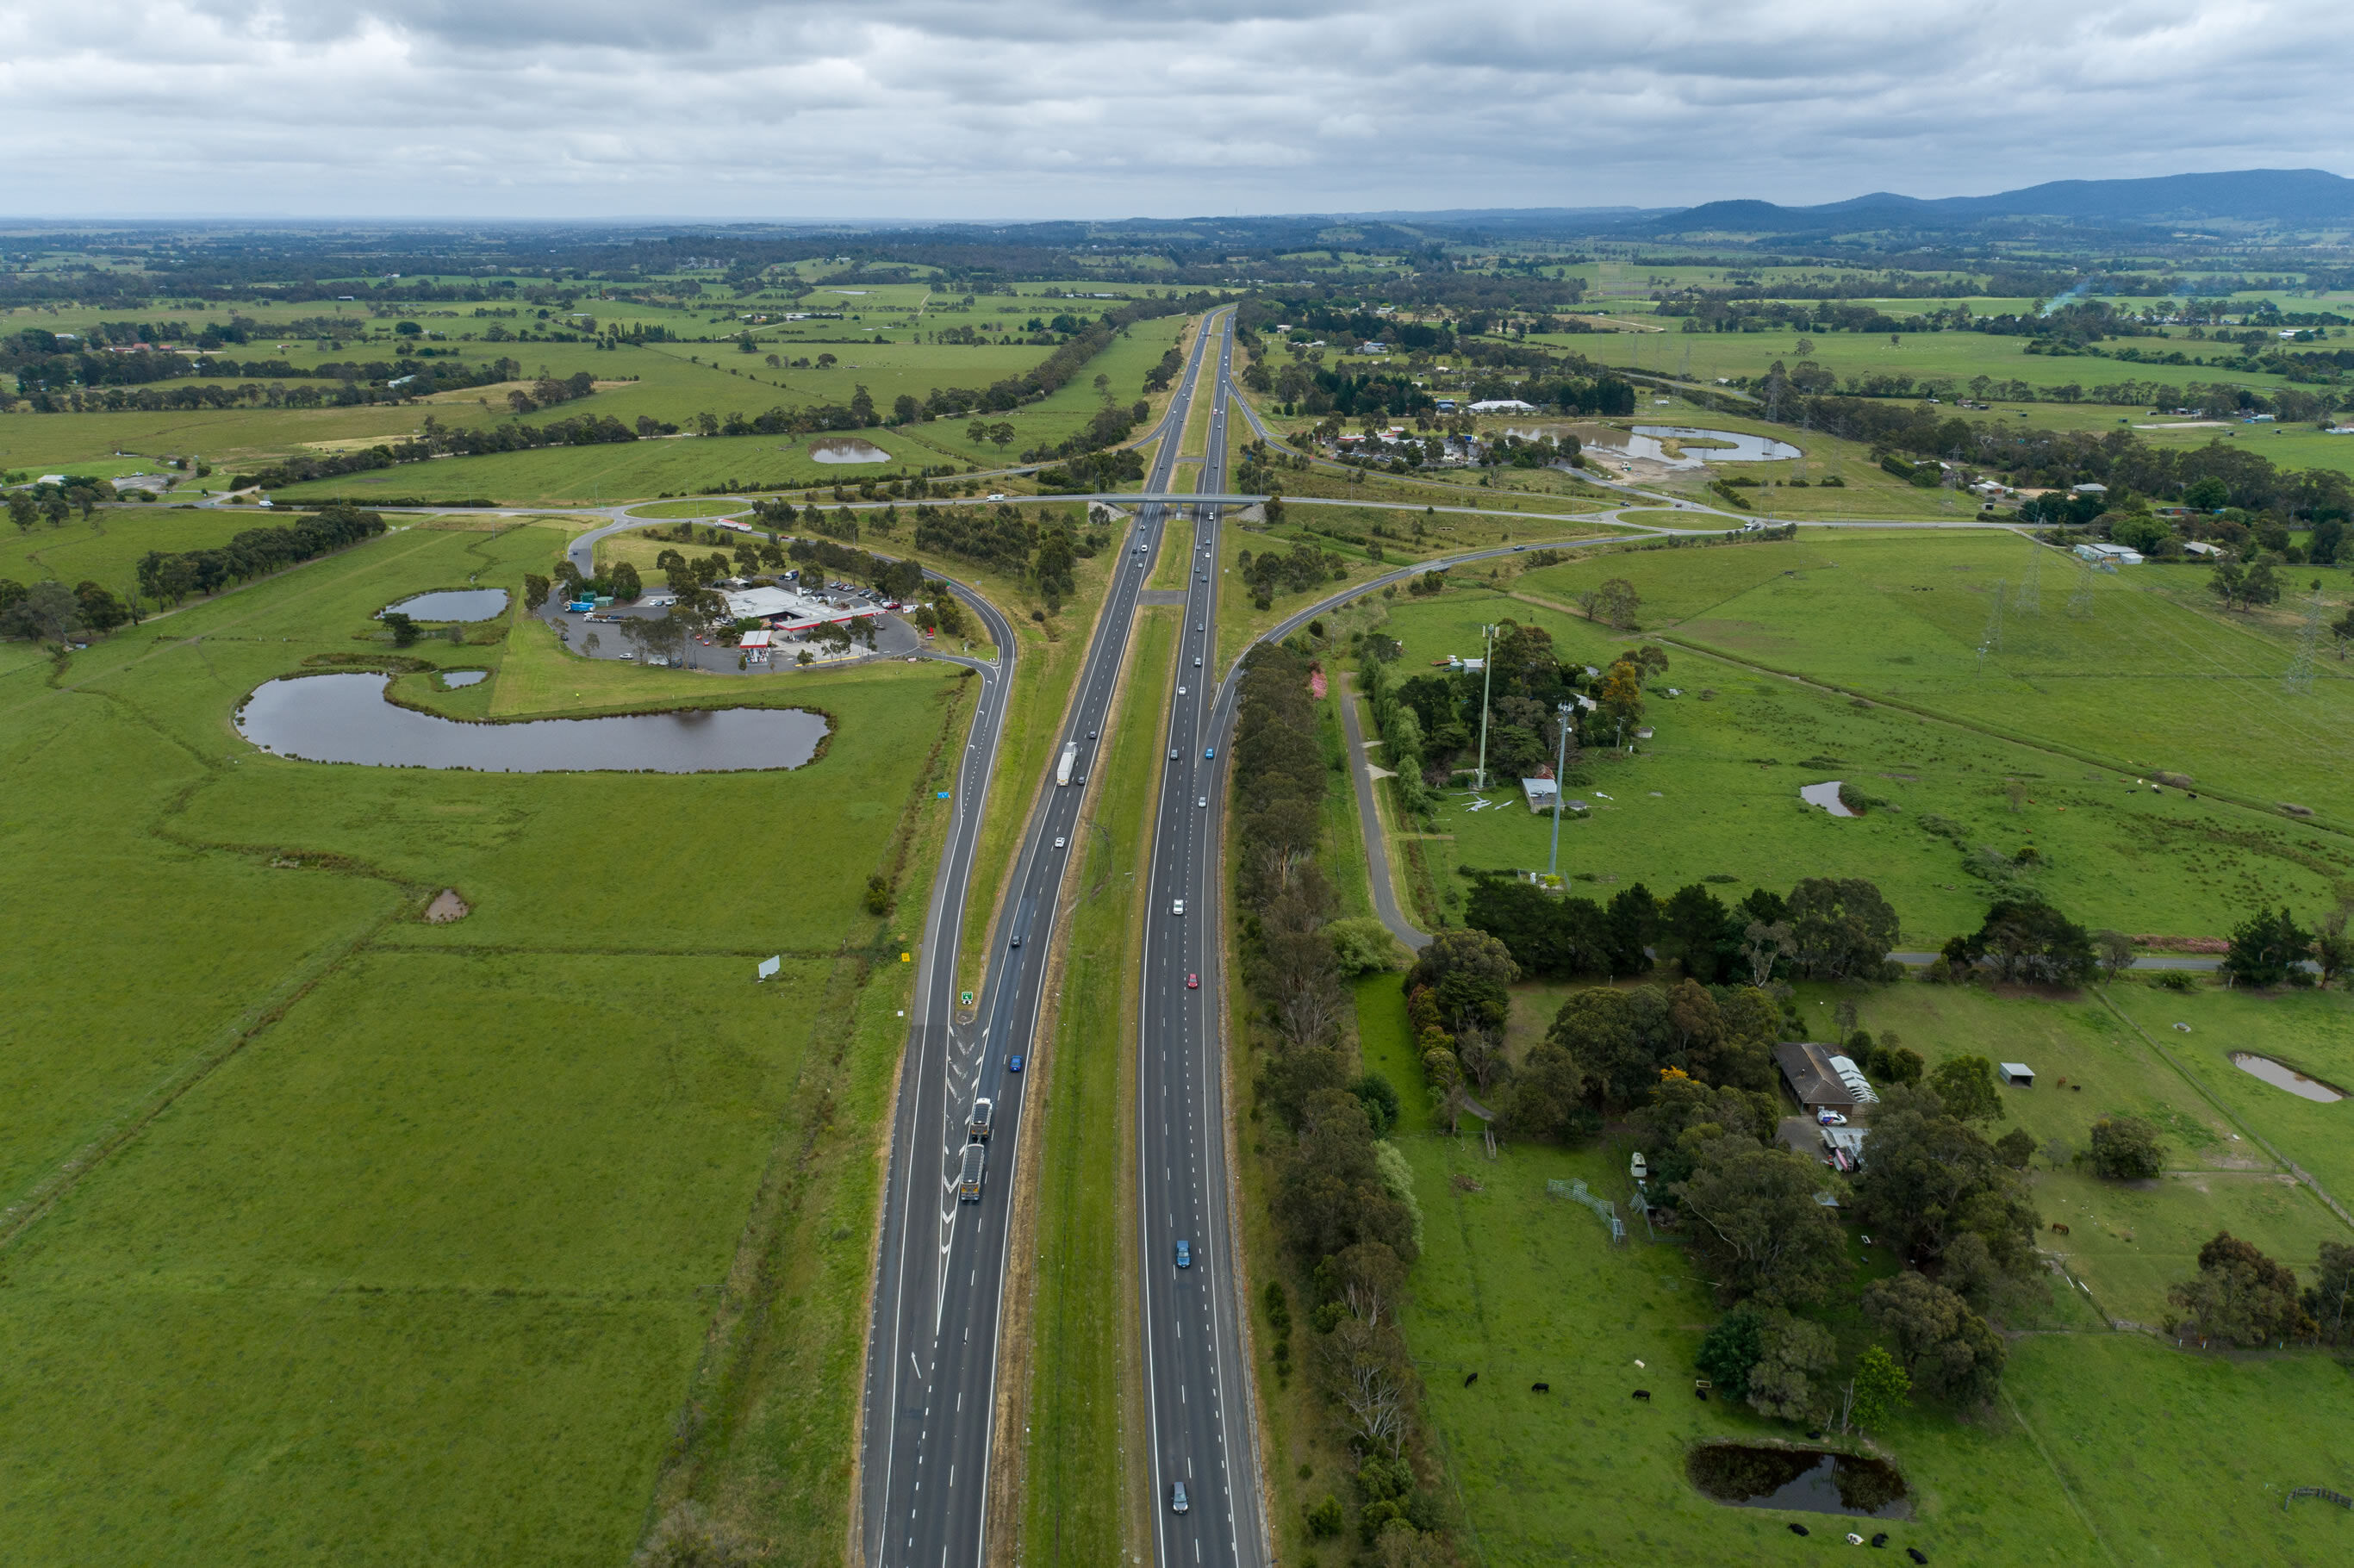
1999, 1062, 2035, 1086
1521, 777, 1560, 812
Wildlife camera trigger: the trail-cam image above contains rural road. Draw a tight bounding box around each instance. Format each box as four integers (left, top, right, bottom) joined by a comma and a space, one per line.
1335, 669, 1431, 952
856, 307, 1230, 1568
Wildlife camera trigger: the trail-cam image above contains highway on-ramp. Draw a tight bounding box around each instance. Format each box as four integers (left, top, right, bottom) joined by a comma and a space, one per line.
857, 309, 1231, 1568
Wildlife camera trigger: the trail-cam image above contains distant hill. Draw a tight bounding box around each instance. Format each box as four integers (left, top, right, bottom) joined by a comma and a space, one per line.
1639, 169, 2354, 233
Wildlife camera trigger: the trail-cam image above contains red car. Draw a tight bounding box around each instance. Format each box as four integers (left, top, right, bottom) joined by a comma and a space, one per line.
1186, 973, 1199, 989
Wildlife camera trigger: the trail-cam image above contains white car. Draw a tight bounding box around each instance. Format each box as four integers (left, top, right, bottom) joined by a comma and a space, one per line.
987, 492, 1007, 501
1198, 795, 1207, 808
1172, 899, 1186, 916
1055, 836, 1066, 849
1818, 1110, 1848, 1126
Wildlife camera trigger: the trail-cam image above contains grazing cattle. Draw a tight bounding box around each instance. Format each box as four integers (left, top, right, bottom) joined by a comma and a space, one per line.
1909, 1549, 1929, 1565
1787, 1522, 1809, 1536
1530, 1382, 1549, 1394
1631, 1389, 1651, 1401
1871, 1534, 1889, 1547
2071, 1083, 2083, 1092
1462, 1372, 1478, 1388
2052, 1222, 2071, 1235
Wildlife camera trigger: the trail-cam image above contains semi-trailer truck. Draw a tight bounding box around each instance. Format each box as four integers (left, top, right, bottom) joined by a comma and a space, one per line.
1056, 742, 1079, 787
958, 1142, 987, 1202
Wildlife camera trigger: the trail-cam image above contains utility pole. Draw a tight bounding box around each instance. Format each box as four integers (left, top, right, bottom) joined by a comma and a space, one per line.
1548, 701, 1573, 880
1473, 622, 1498, 791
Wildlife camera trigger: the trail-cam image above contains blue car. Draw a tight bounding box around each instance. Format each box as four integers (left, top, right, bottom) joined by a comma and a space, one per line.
1008, 1054, 1025, 1073
1204, 746, 1216, 759
1174, 1239, 1192, 1269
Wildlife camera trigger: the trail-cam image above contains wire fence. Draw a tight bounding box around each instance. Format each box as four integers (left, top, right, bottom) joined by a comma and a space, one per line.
1548, 1178, 1625, 1244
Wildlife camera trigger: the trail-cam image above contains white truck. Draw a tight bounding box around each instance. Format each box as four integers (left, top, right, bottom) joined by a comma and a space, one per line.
968, 1096, 994, 1143
1056, 741, 1079, 787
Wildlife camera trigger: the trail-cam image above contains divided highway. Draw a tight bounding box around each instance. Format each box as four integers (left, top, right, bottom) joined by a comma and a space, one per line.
1135, 323, 1268, 1568
859, 310, 1232, 1568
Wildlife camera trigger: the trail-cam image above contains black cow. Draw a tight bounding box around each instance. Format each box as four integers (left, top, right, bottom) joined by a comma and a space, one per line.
1462, 1372, 1478, 1387
1529, 1382, 1549, 1393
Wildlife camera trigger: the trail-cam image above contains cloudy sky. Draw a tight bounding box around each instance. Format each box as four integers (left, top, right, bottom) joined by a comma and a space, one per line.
3, 0, 2345, 221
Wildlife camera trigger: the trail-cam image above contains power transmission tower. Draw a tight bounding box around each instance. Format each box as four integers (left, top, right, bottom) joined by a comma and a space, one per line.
2066, 553, 2097, 619
1977, 579, 2006, 672
2284, 582, 2326, 694
1677, 339, 1692, 383
2015, 537, 2043, 618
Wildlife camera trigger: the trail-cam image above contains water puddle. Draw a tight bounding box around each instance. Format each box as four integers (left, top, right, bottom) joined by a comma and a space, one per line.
440, 670, 489, 688
1800, 781, 1855, 817
384, 588, 510, 622
2230, 1053, 2344, 1103
1688, 1444, 1909, 1518
811, 438, 890, 464
238, 673, 827, 773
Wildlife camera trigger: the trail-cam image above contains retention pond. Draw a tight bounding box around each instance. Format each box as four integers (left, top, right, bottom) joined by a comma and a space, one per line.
238, 673, 826, 773
2230, 1053, 2345, 1103
1688, 1443, 1909, 1518
383, 588, 510, 622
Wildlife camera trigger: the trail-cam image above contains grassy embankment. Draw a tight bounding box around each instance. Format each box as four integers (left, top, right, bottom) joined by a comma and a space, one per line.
1015, 607, 1178, 1568
0, 517, 967, 1565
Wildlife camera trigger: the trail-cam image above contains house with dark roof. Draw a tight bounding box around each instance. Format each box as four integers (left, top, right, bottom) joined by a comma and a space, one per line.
1775, 1042, 1858, 1112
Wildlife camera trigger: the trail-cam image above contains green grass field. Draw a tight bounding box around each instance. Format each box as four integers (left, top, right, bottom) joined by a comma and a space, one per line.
1314, 529, 2354, 943
0, 507, 969, 1564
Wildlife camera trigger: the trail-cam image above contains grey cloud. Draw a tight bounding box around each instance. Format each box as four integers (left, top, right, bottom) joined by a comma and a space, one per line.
0, 0, 2345, 217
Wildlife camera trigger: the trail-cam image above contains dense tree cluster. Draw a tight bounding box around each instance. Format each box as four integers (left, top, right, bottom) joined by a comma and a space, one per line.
134, 505, 387, 606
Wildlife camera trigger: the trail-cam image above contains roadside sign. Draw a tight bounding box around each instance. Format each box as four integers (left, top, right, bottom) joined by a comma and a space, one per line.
961, 991, 974, 1006
757, 955, 781, 981
900, 952, 911, 962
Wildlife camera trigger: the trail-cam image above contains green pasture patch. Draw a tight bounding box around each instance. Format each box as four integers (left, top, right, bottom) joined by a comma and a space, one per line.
1369, 565, 2354, 943
2107, 984, 2354, 1210
1, 477, 965, 1563
1514, 527, 2354, 824
7, 949, 829, 1293
627, 496, 752, 519
0, 1286, 695, 1567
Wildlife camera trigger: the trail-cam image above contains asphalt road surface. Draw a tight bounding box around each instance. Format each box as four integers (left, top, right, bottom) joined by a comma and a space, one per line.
858, 309, 1232, 1568
1135, 318, 1269, 1568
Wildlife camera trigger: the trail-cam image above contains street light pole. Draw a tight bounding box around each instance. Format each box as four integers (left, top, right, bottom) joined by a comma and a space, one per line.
1473, 622, 1497, 792
1548, 700, 1572, 880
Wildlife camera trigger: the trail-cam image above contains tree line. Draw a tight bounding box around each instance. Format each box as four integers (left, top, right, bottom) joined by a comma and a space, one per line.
1227, 641, 1454, 1563
132, 505, 388, 607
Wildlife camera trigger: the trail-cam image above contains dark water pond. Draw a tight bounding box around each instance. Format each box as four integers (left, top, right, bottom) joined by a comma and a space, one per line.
1688, 1443, 1909, 1518
385, 588, 510, 622
237, 673, 827, 773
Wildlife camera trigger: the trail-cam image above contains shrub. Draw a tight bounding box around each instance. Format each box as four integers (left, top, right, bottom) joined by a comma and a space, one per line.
2088, 1115, 2166, 1180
